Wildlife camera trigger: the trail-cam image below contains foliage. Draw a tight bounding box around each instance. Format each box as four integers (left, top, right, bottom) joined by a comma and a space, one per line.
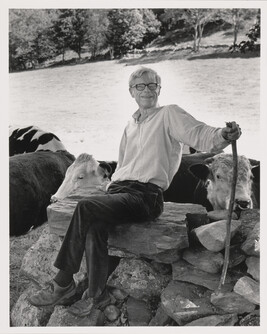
8, 8, 261, 72
85, 10, 109, 59
160, 9, 219, 51
9, 9, 57, 70
107, 9, 161, 58
237, 23, 260, 53
219, 8, 259, 51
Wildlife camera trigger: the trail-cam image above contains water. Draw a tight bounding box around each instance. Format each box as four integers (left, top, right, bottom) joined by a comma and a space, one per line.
9, 57, 260, 161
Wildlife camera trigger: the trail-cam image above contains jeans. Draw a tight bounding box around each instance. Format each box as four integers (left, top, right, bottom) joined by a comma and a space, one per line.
54, 180, 164, 297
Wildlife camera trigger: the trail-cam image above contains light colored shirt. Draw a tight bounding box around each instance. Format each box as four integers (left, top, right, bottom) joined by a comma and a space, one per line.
110, 104, 230, 191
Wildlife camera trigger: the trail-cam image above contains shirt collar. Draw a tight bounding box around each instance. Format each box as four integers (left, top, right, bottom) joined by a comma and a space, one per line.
132, 104, 160, 124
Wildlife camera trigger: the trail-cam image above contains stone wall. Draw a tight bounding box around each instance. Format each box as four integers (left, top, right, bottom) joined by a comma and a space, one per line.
10, 201, 260, 327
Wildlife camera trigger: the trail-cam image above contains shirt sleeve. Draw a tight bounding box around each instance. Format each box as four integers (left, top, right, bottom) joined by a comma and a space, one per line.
166, 105, 230, 153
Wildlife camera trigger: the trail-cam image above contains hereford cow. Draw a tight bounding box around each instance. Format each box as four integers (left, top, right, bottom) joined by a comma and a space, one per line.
51, 152, 260, 214
50, 153, 115, 202
9, 125, 66, 156
10, 151, 75, 236
189, 153, 260, 211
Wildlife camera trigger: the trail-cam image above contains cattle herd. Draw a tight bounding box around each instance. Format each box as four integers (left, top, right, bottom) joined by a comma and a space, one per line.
9, 125, 260, 236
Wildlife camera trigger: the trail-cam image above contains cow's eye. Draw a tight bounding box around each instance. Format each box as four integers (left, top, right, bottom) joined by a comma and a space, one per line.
216, 174, 220, 179
78, 175, 84, 180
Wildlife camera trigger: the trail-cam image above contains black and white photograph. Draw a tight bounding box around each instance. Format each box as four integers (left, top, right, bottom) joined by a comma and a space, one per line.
2, 0, 266, 332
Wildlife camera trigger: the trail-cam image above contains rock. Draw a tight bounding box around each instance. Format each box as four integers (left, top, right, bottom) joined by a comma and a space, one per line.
149, 305, 172, 326
149, 261, 172, 275
107, 258, 170, 301
10, 284, 53, 326
192, 220, 241, 252
246, 256, 260, 281
241, 222, 260, 257
182, 248, 224, 274
228, 244, 246, 268
232, 209, 260, 244
127, 297, 152, 326
233, 276, 260, 305
185, 313, 238, 326
207, 210, 238, 222
239, 311, 260, 326
20, 225, 87, 288
210, 291, 256, 313
110, 288, 129, 301
104, 305, 120, 322
48, 201, 208, 263
172, 259, 233, 291
47, 306, 105, 326
161, 280, 221, 325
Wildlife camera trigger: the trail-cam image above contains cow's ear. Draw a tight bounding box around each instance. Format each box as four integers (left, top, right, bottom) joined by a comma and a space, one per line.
189, 164, 210, 180
98, 162, 112, 177
251, 164, 260, 183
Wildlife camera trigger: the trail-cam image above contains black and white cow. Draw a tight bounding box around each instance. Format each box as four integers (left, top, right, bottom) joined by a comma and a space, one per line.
9, 125, 66, 156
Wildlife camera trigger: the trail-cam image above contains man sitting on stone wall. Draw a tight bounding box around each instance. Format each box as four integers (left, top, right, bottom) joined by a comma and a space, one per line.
28, 66, 241, 317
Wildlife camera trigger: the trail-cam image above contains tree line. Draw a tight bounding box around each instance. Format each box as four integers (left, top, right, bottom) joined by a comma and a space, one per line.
9, 8, 260, 72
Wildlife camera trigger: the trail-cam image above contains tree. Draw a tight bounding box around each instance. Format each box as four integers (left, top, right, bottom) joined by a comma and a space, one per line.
107, 9, 161, 58
50, 9, 73, 62
85, 10, 109, 59
161, 8, 218, 52
9, 9, 57, 70
218, 8, 259, 51
68, 9, 89, 59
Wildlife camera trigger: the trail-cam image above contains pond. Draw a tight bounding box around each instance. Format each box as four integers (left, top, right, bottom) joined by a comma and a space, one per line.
9, 57, 260, 161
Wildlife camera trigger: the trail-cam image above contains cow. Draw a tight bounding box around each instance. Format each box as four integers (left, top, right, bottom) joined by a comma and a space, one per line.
9, 150, 75, 236
50, 152, 260, 214
189, 153, 260, 212
9, 125, 66, 156
50, 153, 114, 202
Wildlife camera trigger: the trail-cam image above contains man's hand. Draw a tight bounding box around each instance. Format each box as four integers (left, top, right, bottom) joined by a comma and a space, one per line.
221, 121, 242, 141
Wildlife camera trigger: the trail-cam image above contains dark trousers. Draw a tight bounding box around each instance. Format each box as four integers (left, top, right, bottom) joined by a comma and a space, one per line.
54, 180, 164, 297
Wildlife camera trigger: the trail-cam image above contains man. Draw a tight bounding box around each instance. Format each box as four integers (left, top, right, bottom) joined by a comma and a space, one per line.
28, 67, 241, 316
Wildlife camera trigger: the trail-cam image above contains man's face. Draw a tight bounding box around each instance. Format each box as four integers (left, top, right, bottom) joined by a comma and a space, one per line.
129, 73, 161, 110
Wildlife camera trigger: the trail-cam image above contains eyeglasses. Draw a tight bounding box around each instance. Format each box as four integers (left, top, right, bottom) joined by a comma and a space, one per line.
131, 83, 160, 91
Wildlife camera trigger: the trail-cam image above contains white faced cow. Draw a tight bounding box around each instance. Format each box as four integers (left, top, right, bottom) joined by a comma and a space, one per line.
51, 153, 113, 202
189, 153, 260, 211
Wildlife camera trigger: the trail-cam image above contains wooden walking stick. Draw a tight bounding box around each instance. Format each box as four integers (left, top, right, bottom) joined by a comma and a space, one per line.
217, 122, 238, 292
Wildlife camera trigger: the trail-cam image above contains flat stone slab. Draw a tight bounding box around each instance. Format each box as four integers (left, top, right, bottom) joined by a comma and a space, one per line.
182, 248, 224, 274
185, 313, 238, 326
161, 280, 222, 325
210, 291, 256, 314
233, 276, 260, 305
192, 220, 241, 252
48, 200, 206, 263
172, 259, 233, 292
107, 258, 170, 301
207, 210, 238, 222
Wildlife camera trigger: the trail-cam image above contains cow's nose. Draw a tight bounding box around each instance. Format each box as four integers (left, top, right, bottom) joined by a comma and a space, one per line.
50, 195, 58, 203
235, 199, 251, 209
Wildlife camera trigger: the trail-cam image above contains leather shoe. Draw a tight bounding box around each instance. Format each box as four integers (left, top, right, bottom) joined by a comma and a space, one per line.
28, 279, 76, 307
67, 288, 111, 317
